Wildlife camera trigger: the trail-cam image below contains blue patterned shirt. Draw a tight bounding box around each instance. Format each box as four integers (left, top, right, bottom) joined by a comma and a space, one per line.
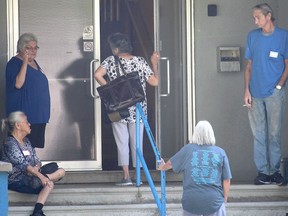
170, 143, 232, 215
2, 136, 41, 184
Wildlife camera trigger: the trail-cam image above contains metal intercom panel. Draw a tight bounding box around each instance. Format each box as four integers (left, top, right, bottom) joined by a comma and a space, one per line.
217, 47, 240, 72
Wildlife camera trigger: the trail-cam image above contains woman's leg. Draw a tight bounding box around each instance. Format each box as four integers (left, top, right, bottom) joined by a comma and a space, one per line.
128, 123, 144, 180
36, 181, 54, 203
27, 123, 46, 148
46, 168, 65, 182
128, 123, 144, 168
112, 122, 130, 180
32, 182, 54, 215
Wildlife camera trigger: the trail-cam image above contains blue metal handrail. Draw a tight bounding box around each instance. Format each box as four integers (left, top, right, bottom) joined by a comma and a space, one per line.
135, 103, 166, 216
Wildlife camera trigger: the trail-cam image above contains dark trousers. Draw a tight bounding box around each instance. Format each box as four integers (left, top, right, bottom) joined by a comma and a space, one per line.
27, 123, 46, 148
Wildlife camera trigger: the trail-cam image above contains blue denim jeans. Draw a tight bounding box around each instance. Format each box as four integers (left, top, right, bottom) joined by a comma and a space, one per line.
248, 87, 285, 175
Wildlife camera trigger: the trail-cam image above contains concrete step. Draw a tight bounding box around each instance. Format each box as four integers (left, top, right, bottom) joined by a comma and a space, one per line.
8, 202, 288, 216
9, 203, 181, 216
58, 170, 182, 184
8, 183, 288, 215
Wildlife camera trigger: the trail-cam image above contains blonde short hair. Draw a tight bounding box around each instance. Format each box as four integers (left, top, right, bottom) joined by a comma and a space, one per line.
191, 120, 216, 145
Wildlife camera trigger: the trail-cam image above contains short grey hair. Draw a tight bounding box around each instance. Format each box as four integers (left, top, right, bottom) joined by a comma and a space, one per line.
191, 120, 216, 145
1, 111, 26, 134
17, 33, 38, 53
253, 3, 275, 22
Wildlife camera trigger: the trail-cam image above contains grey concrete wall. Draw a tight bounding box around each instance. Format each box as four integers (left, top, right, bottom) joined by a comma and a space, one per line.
278, 0, 288, 28
194, 0, 288, 183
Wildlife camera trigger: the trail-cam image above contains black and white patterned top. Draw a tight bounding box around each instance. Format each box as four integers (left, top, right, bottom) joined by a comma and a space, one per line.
101, 56, 154, 123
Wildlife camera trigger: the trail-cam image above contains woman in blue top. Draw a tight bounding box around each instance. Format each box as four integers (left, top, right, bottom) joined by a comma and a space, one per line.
5, 33, 50, 148
158, 120, 232, 216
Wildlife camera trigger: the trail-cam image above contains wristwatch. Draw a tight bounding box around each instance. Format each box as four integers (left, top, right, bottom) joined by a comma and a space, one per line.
276, 85, 282, 90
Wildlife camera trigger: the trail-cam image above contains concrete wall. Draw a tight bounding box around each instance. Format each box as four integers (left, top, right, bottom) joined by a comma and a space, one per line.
194, 0, 288, 182
278, 0, 288, 28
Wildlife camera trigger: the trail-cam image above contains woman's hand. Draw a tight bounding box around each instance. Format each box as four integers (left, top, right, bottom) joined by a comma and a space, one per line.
157, 158, 166, 170
39, 175, 53, 188
151, 51, 160, 66
20, 50, 29, 64
157, 159, 172, 171
27, 165, 53, 188
147, 51, 160, 86
34, 163, 41, 172
29, 165, 40, 174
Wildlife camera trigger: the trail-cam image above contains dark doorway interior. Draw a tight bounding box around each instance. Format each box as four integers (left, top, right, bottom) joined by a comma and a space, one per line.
100, 0, 157, 170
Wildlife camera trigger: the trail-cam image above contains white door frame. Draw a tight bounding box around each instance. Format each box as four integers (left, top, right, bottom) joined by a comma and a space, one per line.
186, 0, 196, 141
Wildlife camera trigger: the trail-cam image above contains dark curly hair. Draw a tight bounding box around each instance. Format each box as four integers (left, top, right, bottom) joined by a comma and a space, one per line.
108, 33, 133, 54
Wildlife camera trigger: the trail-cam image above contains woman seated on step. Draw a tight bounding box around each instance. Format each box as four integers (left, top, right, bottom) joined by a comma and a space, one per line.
1, 111, 65, 216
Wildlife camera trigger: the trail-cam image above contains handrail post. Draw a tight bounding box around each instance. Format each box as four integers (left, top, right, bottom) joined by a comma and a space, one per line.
161, 170, 166, 215
136, 104, 141, 186
135, 103, 166, 216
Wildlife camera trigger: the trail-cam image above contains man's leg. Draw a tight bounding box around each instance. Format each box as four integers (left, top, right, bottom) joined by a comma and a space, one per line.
248, 97, 269, 175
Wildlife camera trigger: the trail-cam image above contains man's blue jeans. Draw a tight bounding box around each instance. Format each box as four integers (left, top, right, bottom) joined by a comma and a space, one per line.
248, 88, 285, 175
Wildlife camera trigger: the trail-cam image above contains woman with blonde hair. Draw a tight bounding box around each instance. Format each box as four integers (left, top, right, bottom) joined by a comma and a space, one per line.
1, 111, 65, 216
158, 120, 232, 216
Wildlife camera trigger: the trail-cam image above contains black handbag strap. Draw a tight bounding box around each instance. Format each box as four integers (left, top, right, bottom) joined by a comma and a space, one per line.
114, 55, 127, 77
11, 135, 37, 166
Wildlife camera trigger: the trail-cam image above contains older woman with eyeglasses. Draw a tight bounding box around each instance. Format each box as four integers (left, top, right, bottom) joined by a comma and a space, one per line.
1, 111, 65, 216
5, 33, 50, 148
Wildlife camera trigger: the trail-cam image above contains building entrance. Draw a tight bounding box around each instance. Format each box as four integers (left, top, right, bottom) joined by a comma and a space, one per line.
7, 0, 190, 171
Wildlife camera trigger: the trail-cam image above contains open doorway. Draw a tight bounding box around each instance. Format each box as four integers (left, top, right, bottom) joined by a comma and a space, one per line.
100, 0, 188, 171
100, 0, 157, 170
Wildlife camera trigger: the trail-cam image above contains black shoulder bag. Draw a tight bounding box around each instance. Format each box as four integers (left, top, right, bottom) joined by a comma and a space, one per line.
97, 56, 145, 122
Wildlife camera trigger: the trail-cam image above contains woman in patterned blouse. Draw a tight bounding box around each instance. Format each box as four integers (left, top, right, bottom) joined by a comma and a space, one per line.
1, 111, 65, 216
94, 32, 160, 186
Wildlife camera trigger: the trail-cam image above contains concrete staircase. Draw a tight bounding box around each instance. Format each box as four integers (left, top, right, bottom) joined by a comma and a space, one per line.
7, 171, 288, 216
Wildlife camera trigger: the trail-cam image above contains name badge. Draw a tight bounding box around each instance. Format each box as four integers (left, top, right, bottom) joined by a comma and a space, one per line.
22, 150, 30, 156
269, 51, 278, 58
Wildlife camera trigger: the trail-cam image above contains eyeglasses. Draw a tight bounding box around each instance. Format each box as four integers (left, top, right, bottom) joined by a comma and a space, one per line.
25, 46, 39, 51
